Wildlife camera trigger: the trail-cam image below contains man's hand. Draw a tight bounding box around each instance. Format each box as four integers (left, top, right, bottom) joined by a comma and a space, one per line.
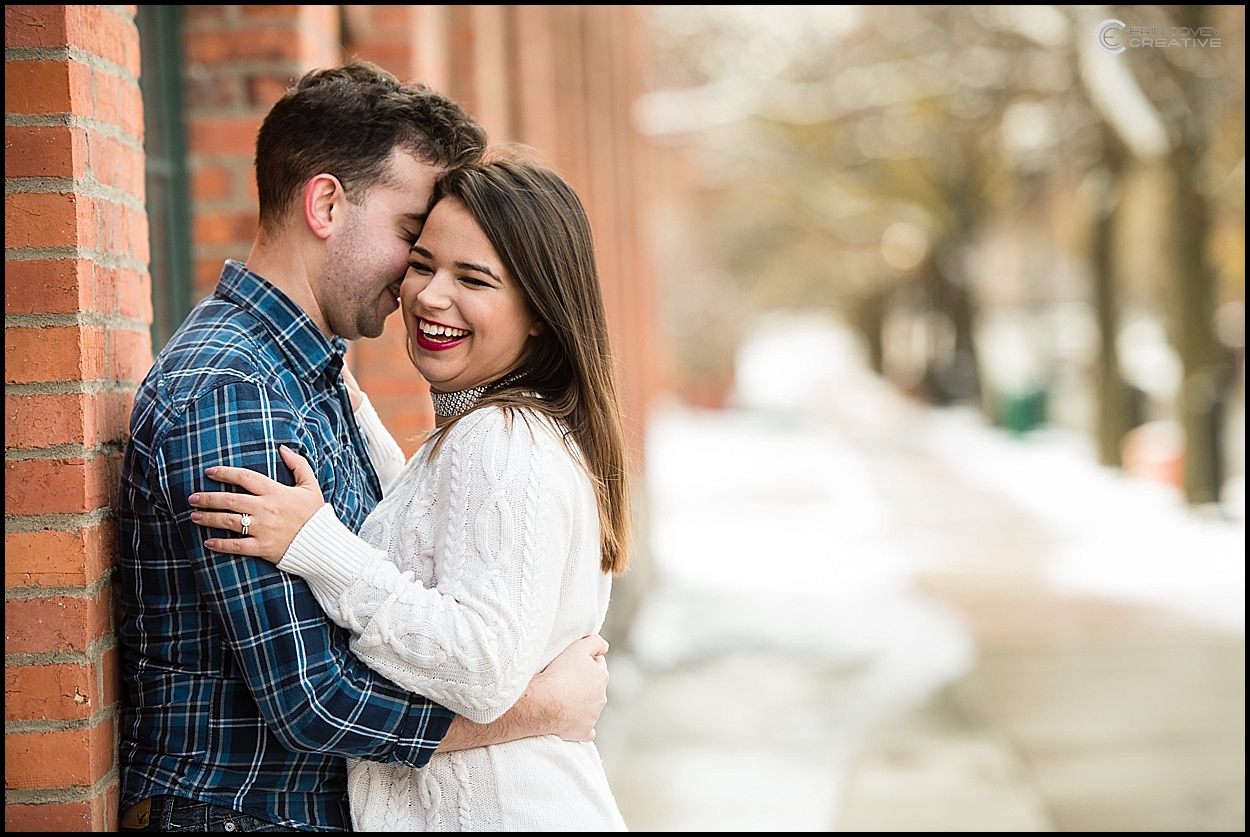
438, 635, 609, 752
531, 634, 610, 742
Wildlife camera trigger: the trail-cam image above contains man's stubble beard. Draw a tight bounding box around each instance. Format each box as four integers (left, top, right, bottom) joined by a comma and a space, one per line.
322, 220, 393, 341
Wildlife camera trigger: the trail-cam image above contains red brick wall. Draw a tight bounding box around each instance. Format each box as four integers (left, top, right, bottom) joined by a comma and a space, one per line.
4, 5, 149, 831
183, 5, 342, 300
513, 5, 663, 465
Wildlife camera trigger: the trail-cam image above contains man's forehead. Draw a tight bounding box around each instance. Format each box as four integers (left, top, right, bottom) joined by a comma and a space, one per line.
373, 148, 442, 212
386, 148, 442, 184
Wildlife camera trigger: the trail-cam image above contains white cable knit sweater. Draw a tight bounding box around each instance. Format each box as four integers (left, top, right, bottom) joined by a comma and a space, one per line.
281, 398, 627, 831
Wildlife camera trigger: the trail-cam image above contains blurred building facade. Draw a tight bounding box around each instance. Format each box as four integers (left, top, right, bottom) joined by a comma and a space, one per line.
5, 5, 662, 830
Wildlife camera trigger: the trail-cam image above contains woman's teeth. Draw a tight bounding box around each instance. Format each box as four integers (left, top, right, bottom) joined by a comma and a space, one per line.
420, 320, 470, 340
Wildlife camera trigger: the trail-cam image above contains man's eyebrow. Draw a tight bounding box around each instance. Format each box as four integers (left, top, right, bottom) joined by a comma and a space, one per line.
455, 261, 502, 283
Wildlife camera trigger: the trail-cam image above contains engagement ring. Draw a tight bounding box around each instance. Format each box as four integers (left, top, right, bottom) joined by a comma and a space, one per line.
240, 513, 251, 536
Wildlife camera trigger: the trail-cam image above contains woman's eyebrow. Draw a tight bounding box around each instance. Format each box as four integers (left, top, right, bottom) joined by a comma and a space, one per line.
409, 247, 501, 283
455, 261, 502, 283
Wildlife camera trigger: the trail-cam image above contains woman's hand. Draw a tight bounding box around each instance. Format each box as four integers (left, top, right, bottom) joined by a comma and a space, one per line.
189, 445, 327, 563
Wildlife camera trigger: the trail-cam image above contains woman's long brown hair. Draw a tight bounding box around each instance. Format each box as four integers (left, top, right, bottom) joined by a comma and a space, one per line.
423, 158, 630, 575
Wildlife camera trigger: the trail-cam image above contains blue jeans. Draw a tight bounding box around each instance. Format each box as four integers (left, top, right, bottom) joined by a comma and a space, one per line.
118, 795, 299, 832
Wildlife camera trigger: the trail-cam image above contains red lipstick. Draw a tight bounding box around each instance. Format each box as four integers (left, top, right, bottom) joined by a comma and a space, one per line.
414, 318, 470, 352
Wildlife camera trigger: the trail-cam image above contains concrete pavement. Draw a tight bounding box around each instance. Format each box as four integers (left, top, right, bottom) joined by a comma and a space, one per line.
838, 440, 1244, 831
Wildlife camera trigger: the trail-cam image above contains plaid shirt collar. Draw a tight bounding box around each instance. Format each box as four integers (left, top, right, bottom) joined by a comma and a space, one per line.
215, 259, 349, 383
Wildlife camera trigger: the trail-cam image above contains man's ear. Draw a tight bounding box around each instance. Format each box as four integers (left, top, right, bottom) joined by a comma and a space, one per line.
303, 173, 345, 240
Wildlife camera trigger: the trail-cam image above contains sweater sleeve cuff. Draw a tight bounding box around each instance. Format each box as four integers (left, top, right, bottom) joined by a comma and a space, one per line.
278, 504, 374, 605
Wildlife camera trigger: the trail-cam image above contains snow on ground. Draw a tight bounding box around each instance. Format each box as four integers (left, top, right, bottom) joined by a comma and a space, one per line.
613, 313, 975, 829
609, 311, 1243, 830
620, 402, 974, 830
727, 307, 1245, 633
921, 408, 1245, 632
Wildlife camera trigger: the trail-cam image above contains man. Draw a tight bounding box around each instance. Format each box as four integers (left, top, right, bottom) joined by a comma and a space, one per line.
118, 63, 609, 832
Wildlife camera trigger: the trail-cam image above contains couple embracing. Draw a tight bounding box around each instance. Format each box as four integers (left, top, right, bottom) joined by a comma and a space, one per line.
118, 62, 629, 832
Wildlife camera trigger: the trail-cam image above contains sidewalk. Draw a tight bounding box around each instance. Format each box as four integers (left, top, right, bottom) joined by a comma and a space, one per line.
836, 412, 1244, 831
596, 316, 1244, 831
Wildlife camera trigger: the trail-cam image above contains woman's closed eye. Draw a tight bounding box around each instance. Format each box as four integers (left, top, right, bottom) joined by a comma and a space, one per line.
407, 260, 434, 275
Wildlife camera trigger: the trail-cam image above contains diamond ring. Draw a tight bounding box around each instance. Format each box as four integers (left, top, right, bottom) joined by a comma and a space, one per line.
240, 513, 251, 537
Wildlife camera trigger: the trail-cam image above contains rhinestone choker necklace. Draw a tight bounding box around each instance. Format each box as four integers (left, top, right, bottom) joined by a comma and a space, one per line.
430, 371, 527, 419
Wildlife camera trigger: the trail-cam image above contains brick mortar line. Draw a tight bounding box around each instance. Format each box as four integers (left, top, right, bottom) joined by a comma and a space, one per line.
182, 13, 320, 34
186, 152, 264, 167
188, 196, 266, 214
186, 157, 260, 169
5, 381, 141, 397
4, 113, 146, 152
4, 440, 126, 464
6, 635, 118, 668
4, 44, 138, 86
4, 246, 150, 273
193, 241, 254, 257
182, 104, 287, 121
5, 588, 116, 606
7, 704, 121, 737
6, 177, 146, 213
4, 572, 116, 602
3, 381, 148, 398
3, 766, 120, 807
182, 61, 307, 84
185, 162, 260, 191
5, 698, 120, 737
5, 509, 116, 533
194, 246, 253, 261
5, 312, 150, 330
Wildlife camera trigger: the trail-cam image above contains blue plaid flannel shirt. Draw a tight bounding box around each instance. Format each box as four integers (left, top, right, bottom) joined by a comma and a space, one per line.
117, 261, 454, 831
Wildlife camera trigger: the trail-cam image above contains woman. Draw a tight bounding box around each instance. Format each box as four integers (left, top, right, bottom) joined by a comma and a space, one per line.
188, 158, 630, 831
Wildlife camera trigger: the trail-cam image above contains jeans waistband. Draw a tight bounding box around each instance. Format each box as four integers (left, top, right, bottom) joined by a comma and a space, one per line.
119, 794, 298, 832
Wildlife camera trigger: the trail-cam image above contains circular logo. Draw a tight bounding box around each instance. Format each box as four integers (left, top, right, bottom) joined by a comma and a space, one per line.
1096, 19, 1126, 55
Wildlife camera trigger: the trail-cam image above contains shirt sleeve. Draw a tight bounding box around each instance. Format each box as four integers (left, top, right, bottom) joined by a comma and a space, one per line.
154, 378, 455, 765
354, 392, 408, 494
279, 410, 576, 725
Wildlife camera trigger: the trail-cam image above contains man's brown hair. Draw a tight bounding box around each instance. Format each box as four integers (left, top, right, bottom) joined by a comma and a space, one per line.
255, 61, 486, 234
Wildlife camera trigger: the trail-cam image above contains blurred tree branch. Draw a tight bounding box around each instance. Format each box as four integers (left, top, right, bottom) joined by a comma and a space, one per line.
644, 5, 1243, 500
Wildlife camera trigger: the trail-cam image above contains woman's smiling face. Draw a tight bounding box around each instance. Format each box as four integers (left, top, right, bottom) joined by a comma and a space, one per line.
400, 197, 540, 393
